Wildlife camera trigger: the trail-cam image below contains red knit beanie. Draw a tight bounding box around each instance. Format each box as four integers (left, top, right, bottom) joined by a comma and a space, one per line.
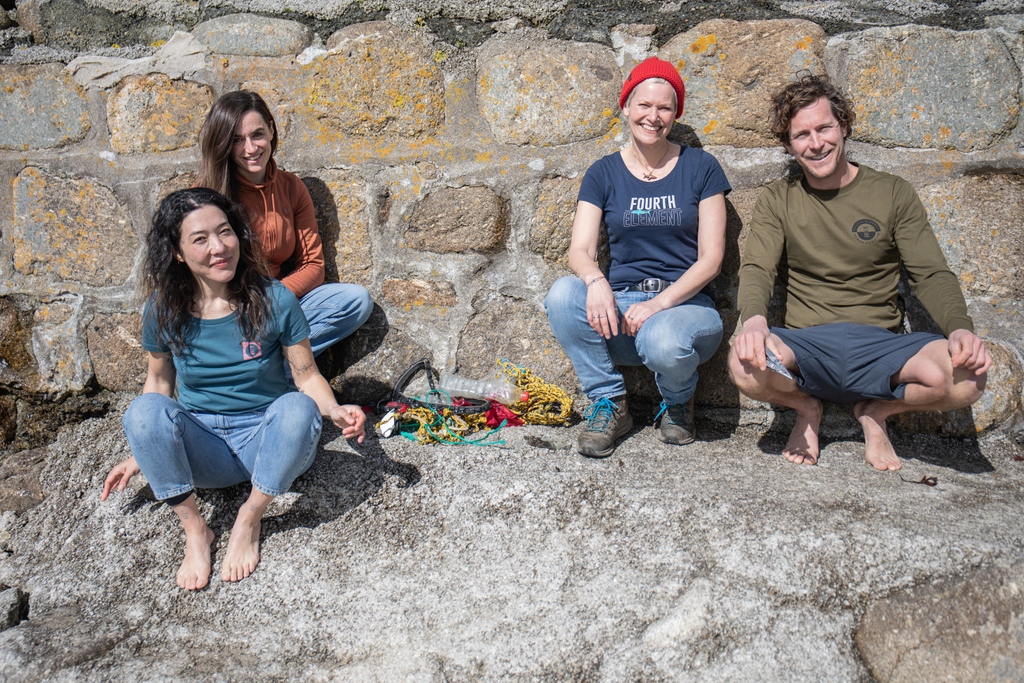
619, 56, 685, 119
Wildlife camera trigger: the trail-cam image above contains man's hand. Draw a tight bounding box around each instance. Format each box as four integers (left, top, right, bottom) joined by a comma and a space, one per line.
948, 329, 991, 374
101, 457, 141, 501
733, 315, 773, 372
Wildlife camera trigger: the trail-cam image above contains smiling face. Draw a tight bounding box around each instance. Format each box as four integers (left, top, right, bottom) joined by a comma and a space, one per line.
784, 97, 850, 189
175, 204, 239, 294
231, 110, 275, 185
623, 80, 677, 146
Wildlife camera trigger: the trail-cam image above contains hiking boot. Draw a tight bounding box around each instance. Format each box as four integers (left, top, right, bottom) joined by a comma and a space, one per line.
578, 396, 633, 458
655, 397, 695, 445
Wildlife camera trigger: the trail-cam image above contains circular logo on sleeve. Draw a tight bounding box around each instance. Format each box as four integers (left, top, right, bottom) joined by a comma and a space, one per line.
852, 219, 881, 242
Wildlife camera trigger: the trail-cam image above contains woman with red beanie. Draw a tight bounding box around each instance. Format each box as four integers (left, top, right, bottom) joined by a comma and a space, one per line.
545, 57, 730, 458
196, 91, 373, 358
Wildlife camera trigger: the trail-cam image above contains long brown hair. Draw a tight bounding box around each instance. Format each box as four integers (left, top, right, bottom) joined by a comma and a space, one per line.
196, 90, 279, 199
146, 188, 271, 353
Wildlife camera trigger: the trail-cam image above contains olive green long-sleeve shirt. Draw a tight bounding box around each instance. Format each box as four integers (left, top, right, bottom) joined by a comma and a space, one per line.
738, 164, 973, 336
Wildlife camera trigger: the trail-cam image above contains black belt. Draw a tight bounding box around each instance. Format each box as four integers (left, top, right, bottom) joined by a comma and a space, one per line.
623, 278, 672, 293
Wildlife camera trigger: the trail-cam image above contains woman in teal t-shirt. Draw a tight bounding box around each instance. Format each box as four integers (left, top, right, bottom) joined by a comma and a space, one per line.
101, 188, 365, 591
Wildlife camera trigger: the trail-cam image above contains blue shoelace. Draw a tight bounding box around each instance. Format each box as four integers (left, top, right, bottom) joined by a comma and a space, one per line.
584, 397, 618, 431
654, 400, 686, 425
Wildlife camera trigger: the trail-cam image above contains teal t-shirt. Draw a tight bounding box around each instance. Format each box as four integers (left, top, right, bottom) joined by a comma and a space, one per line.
141, 280, 310, 414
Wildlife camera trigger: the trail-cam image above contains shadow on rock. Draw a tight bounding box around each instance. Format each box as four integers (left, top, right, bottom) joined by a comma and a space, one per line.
755, 407, 994, 473
258, 425, 420, 536
112, 425, 420, 541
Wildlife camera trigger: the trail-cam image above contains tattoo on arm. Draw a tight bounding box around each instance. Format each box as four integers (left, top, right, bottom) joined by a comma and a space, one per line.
292, 361, 315, 378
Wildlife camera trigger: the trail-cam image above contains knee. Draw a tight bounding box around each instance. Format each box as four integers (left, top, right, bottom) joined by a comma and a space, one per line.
545, 276, 582, 316
352, 286, 373, 324
953, 367, 987, 407
642, 334, 694, 371
270, 392, 319, 421
122, 393, 177, 437
727, 345, 757, 393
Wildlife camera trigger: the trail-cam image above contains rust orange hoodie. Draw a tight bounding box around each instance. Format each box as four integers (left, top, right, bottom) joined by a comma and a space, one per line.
235, 159, 325, 299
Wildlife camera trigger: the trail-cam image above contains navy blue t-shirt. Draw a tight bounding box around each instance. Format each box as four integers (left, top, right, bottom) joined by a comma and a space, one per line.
142, 280, 310, 414
578, 147, 731, 291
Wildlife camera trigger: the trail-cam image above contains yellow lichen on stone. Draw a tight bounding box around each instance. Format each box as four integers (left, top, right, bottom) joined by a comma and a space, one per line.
690, 35, 717, 53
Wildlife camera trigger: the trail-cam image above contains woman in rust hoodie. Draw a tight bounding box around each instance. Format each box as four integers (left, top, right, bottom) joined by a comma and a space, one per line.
196, 90, 373, 357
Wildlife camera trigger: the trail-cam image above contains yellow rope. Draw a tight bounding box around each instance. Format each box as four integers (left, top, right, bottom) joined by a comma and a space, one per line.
498, 359, 573, 425
380, 360, 573, 444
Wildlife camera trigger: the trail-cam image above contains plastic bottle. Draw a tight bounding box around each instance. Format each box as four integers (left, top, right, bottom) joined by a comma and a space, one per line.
437, 372, 528, 405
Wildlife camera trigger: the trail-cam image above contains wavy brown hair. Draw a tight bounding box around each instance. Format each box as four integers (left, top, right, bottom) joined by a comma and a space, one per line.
196, 90, 278, 199
769, 74, 856, 145
145, 188, 271, 353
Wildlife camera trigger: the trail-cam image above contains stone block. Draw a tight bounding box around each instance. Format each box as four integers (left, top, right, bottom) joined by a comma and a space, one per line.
694, 309, 741, 408
12, 0, 195, 49
856, 565, 1024, 682
0, 298, 35, 379
919, 173, 1024, 300
316, 22, 444, 137
661, 20, 827, 148
406, 186, 505, 254
192, 13, 313, 56
0, 448, 46, 514
155, 172, 197, 205
86, 313, 146, 393
381, 278, 457, 309
456, 296, 576, 394
30, 296, 90, 394
107, 74, 213, 154
304, 170, 372, 286
330, 306, 433, 403
714, 187, 762, 308
0, 397, 14, 447
530, 176, 582, 265
477, 35, 620, 146
0, 64, 90, 150
0, 586, 28, 631
827, 26, 1019, 151
10, 168, 136, 288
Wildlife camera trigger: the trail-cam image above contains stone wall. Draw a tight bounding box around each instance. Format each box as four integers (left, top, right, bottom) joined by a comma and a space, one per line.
2, 3, 1024, 447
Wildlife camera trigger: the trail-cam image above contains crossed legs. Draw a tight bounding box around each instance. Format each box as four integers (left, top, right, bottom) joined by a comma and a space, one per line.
728, 337, 987, 470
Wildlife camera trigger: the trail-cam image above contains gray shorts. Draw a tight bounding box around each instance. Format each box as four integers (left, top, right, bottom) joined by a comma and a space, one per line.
771, 322, 944, 404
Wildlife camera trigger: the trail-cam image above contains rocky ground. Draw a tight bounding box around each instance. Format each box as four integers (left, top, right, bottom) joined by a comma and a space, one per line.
0, 401, 1022, 681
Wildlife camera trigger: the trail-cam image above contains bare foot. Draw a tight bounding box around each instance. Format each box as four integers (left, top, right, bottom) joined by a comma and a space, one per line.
177, 528, 215, 591
221, 513, 262, 582
855, 401, 902, 471
783, 398, 822, 465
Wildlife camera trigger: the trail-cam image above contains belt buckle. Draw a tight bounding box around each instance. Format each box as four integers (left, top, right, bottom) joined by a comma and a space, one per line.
641, 278, 664, 292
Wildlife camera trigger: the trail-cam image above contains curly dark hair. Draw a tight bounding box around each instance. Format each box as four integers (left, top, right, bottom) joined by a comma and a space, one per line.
769, 74, 856, 145
145, 188, 271, 353
196, 90, 279, 199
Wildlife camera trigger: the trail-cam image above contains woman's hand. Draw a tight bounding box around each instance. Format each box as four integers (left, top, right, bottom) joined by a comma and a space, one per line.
622, 298, 667, 336
329, 404, 366, 443
586, 278, 619, 339
101, 457, 141, 501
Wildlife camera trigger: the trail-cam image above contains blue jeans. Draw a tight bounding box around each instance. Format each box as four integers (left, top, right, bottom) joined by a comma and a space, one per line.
299, 283, 373, 357
545, 276, 723, 404
122, 392, 322, 500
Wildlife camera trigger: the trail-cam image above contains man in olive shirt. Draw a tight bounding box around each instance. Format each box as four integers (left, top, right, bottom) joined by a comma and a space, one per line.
728, 75, 990, 471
